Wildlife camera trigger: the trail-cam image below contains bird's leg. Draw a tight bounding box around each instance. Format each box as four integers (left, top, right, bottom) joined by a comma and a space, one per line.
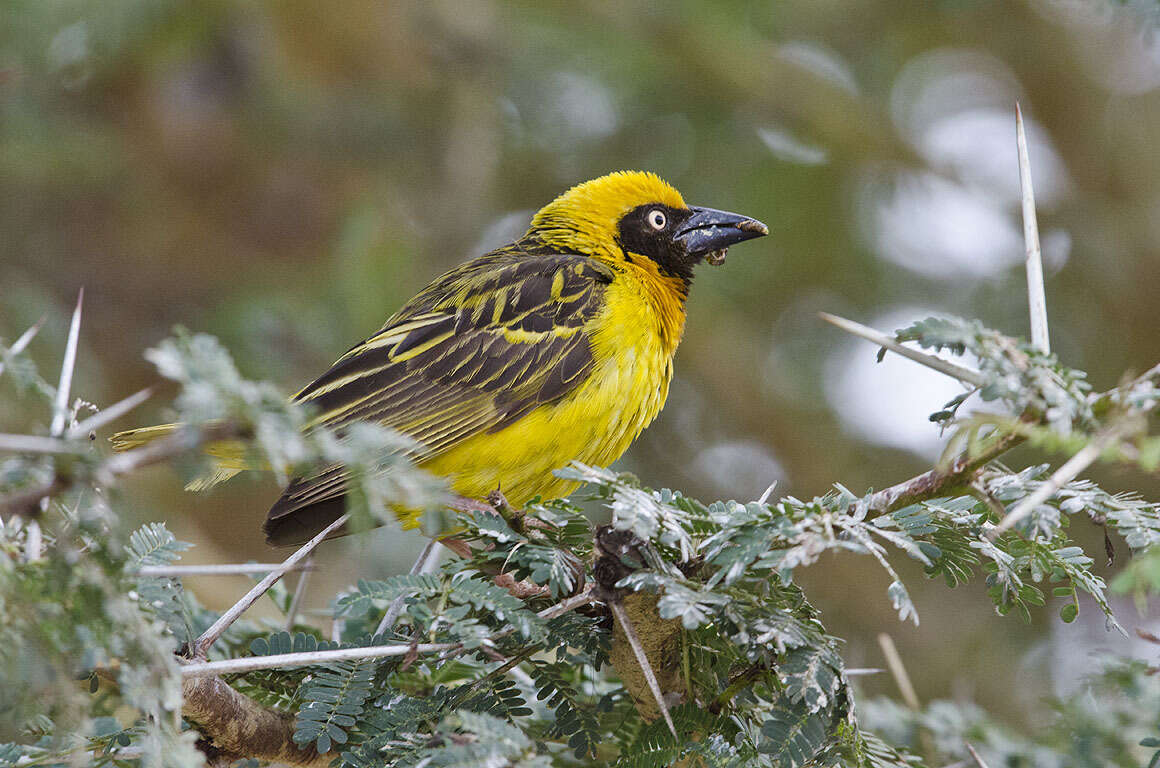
486, 486, 524, 534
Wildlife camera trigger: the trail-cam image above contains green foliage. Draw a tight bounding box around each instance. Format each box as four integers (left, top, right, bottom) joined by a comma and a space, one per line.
861, 658, 1160, 768
5, 315, 1160, 768
893, 315, 1093, 432
294, 659, 378, 754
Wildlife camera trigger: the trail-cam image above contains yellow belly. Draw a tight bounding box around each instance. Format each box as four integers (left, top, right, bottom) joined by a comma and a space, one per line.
421, 266, 682, 508
422, 341, 672, 507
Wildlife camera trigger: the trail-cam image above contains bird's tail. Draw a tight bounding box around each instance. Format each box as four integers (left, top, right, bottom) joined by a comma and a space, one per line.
110, 422, 252, 491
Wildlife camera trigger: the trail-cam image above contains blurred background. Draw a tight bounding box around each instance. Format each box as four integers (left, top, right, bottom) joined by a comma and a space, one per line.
3, 0, 1159, 730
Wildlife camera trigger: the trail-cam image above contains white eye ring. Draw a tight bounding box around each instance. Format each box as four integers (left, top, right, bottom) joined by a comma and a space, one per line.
647, 209, 667, 230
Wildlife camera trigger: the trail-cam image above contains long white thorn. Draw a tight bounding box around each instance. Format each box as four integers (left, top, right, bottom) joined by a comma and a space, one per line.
50, 288, 84, 438
1016, 103, 1050, 354
67, 387, 154, 439
135, 563, 316, 577
609, 599, 678, 739
29, 290, 84, 561
181, 641, 460, 678
0, 316, 46, 378
819, 312, 986, 387
193, 513, 348, 658
184, 587, 595, 678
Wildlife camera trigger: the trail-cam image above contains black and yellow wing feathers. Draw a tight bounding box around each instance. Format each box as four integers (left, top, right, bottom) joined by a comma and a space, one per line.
265, 241, 613, 544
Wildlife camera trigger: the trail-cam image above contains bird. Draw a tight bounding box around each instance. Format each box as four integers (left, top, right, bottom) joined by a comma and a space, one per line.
112, 171, 767, 545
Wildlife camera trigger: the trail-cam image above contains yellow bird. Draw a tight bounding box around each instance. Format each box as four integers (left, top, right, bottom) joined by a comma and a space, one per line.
113, 171, 767, 545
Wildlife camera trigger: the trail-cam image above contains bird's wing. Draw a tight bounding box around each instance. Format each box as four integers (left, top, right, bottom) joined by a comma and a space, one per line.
265, 246, 613, 543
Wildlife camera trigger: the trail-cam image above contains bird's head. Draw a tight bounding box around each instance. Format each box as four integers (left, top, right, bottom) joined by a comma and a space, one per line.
527, 171, 768, 281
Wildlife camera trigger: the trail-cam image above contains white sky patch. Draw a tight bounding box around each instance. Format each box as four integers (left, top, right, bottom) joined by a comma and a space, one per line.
824, 307, 980, 459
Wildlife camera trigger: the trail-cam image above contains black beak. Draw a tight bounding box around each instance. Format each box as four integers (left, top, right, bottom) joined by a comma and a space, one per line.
674, 206, 768, 257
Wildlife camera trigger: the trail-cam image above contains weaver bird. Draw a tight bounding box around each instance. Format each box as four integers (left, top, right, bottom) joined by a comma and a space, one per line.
113, 171, 767, 545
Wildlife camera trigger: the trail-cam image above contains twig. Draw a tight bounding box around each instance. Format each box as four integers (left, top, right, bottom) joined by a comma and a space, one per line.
819, 312, 986, 387
27, 290, 84, 561
990, 423, 1126, 538
609, 598, 677, 739
67, 387, 154, 439
844, 668, 884, 677
877, 633, 920, 710
186, 587, 595, 677
193, 514, 349, 659
0, 434, 88, 455
965, 742, 992, 768
376, 538, 438, 636
182, 641, 461, 678
136, 563, 315, 577
285, 557, 313, 631
863, 430, 1025, 515
1016, 103, 1050, 355
0, 315, 45, 378
0, 421, 244, 520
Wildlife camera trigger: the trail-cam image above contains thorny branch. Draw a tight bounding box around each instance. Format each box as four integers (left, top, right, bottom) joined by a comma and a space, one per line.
0, 421, 242, 519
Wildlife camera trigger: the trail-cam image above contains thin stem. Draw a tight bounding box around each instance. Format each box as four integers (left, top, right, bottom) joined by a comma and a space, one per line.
863, 430, 1025, 515
965, 742, 993, 768
609, 598, 677, 739
285, 557, 313, 631
193, 513, 349, 659
0, 434, 88, 455
136, 563, 315, 577
877, 633, 920, 710
376, 538, 438, 636
819, 312, 986, 388
1016, 103, 1050, 354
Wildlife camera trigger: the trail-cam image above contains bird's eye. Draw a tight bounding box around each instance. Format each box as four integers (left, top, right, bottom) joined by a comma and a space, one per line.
647, 209, 667, 230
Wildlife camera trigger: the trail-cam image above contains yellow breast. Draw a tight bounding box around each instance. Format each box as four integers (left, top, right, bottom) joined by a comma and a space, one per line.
421, 259, 687, 508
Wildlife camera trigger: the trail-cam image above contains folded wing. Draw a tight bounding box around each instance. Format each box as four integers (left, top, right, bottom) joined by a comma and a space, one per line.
265, 244, 612, 544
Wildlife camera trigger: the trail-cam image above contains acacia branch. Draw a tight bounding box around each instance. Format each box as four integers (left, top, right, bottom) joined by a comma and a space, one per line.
178, 587, 594, 764
182, 676, 329, 768
0, 421, 241, 519
863, 430, 1025, 515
